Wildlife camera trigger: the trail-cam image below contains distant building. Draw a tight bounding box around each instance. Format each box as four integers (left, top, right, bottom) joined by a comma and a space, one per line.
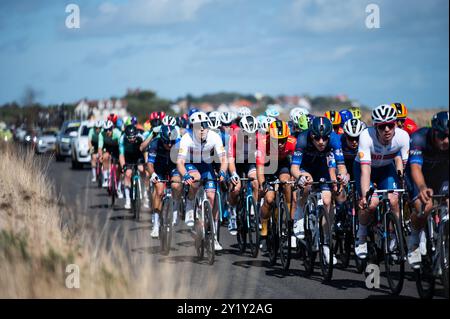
74, 98, 128, 121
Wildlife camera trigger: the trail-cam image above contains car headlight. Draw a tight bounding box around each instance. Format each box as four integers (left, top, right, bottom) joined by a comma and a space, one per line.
38, 140, 43, 145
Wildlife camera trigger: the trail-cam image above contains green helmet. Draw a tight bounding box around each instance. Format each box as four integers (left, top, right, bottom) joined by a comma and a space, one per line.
298, 114, 309, 131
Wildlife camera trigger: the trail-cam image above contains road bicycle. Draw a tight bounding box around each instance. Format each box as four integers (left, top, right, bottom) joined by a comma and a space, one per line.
158, 179, 182, 256
128, 164, 143, 221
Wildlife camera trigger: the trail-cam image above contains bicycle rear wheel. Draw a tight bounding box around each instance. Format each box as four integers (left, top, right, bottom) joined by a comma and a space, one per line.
160, 196, 173, 256
439, 217, 449, 298
194, 196, 204, 260
384, 212, 405, 296
267, 207, 279, 266
301, 197, 317, 277
415, 215, 435, 299
278, 197, 291, 271
318, 207, 334, 281
248, 198, 260, 258
236, 203, 247, 254
204, 200, 215, 265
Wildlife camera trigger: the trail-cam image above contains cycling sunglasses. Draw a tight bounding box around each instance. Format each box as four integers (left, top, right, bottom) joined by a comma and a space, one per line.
346, 135, 359, 143
376, 122, 396, 130
312, 135, 329, 142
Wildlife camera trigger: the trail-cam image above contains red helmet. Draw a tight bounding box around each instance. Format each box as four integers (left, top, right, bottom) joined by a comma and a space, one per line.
182, 113, 188, 120
149, 111, 166, 121
403, 118, 418, 136
108, 113, 118, 125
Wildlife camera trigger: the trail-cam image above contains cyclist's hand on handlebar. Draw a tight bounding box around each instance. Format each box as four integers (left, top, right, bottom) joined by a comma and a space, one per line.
150, 172, 160, 183
337, 173, 349, 186
218, 170, 227, 183
230, 172, 240, 185
359, 196, 368, 210
419, 187, 433, 204
297, 175, 308, 187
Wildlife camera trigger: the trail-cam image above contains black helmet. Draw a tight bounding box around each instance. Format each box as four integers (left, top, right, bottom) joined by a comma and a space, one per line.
431, 111, 449, 133
160, 125, 178, 145
125, 125, 137, 141
310, 116, 332, 137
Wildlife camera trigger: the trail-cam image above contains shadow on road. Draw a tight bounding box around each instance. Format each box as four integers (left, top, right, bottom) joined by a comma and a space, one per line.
110, 214, 135, 221
158, 255, 214, 266
129, 225, 152, 232
232, 259, 272, 269
89, 204, 110, 209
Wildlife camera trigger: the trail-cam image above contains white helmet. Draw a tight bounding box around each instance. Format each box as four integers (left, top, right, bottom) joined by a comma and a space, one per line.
289, 107, 302, 121
239, 115, 258, 134
189, 111, 211, 126
208, 111, 222, 129
258, 116, 275, 132
103, 120, 114, 130
237, 107, 251, 118
343, 119, 367, 137
220, 111, 237, 125
372, 104, 397, 125
265, 108, 279, 118
162, 115, 177, 126
95, 120, 103, 128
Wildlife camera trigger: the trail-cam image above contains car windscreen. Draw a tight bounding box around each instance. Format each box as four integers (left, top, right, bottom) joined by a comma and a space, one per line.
42, 131, 57, 136
64, 127, 78, 135
81, 126, 90, 136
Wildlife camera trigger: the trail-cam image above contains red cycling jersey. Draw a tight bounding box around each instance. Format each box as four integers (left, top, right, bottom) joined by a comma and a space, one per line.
256, 134, 297, 166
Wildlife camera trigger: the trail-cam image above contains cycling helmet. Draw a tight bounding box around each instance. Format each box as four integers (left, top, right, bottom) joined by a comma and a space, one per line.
349, 106, 362, 120
220, 111, 237, 125
162, 115, 177, 126
431, 111, 449, 133
310, 117, 333, 137
324, 110, 342, 126
372, 104, 397, 125
189, 111, 211, 126
403, 118, 418, 136
143, 120, 151, 132
103, 120, 114, 130
265, 108, 280, 118
258, 116, 275, 132
339, 109, 353, 124
269, 120, 290, 139
160, 125, 179, 144
391, 103, 408, 119
208, 111, 222, 129
188, 107, 200, 118
125, 125, 137, 141
343, 119, 366, 137
237, 107, 251, 118
306, 114, 315, 126
239, 115, 258, 134
95, 120, 103, 128
297, 114, 309, 131
107, 113, 118, 125
290, 108, 303, 126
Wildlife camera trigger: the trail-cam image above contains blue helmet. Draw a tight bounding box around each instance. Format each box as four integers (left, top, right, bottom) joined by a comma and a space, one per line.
160, 125, 179, 145
431, 111, 449, 133
339, 109, 353, 126
116, 118, 124, 129
310, 116, 333, 137
188, 107, 200, 118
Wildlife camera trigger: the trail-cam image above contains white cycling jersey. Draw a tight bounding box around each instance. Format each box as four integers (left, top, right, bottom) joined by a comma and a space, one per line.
356, 127, 410, 168
178, 129, 225, 164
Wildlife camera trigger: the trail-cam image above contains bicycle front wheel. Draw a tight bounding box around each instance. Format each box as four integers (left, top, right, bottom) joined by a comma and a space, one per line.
204, 200, 215, 265
318, 207, 334, 281
267, 207, 279, 266
383, 211, 405, 296
278, 197, 291, 271
415, 216, 435, 299
160, 196, 173, 256
439, 217, 449, 298
236, 203, 247, 254
248, 197, 260, 258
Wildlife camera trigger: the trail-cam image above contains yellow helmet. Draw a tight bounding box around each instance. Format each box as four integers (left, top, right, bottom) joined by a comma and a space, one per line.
269, 120, 290, 139
349, 106, 362, 120
143, 120, 152, 132
391, 103, 408, 119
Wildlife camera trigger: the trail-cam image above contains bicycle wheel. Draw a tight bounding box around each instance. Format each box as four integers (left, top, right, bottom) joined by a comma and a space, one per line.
415, 215, 436, 299
278, 196, 291, 271
204, 199, 215, 265
215, 190, 222, 243
194, 196, 204, 259
318, 206, 334, 281
248, 197, 260, 258
384, 212, 405, 296
97, 164, 102, 188
110, 167, 116, 208
439, 217, 449, 298
236, 202, 247, 254
301, 197, 317, 277
267, 206, 279, 266
160, 196, 173, 256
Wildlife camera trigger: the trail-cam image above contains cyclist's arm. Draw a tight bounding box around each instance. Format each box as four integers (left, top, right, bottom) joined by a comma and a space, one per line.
97, 133, 104, 156
213, 132, 227, 174
147, 162, 155, 176
360, 164, 371, 197
411, 163, 427, 191
119, 154, 126, 168
139, 131, 153, 152
394, 154, 404, 176
358, 130, 372, 196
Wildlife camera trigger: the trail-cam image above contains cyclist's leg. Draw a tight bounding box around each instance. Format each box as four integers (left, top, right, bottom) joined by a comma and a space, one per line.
102, 151, 111, 184
184, 164, 200, 226
170, 170, 182, 224
248, 165, 258, 203
91, 152, 97, 181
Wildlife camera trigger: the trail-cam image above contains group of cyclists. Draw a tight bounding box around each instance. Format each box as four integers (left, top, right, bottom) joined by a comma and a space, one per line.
86, 101, 448, 295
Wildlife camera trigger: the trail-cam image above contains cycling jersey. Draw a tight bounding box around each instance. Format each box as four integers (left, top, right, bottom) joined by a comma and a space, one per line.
119, 131, 150, 164
88, 128, 100, 149
147, 137, 181, 179
256, 134, 297, 166
340, 134, 358, 178
98, 128, 122, 158
178, 130, 226, 164
406, 127, 449, 199
228, 126, 257, 176
356, 127, 409, 168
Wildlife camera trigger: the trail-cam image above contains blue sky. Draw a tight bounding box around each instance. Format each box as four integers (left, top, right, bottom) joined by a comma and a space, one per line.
0, 0, 448, 108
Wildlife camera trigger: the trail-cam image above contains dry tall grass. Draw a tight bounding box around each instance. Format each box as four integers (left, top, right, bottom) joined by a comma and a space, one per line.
0, 142, 220, 298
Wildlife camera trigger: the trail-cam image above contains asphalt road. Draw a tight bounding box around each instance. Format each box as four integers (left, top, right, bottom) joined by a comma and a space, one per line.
46, 157, 446, 299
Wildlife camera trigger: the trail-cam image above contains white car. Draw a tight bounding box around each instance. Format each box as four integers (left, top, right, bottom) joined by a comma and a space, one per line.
35, 130, 58, 154
70, 121, 92, 169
